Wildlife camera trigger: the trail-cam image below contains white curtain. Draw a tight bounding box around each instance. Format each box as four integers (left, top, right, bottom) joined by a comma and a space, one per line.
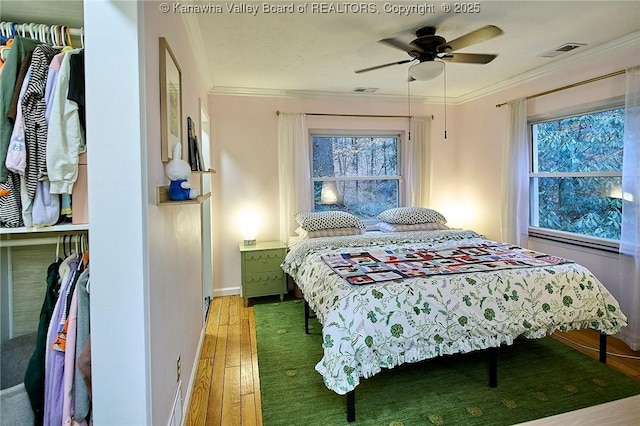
277, 113, 312, 243
618, 66, 640, 350
501, 98, 529, 245
405, 116, 432, 207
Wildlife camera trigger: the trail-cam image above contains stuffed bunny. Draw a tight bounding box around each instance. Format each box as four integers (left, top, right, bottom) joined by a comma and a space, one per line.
165, 142, 199, 201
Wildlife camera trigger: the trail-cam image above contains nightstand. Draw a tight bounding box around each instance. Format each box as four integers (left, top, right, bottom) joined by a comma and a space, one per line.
239, 241, 288, 306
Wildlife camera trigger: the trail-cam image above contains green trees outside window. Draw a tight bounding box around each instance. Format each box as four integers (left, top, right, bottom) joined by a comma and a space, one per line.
530, 108, 624, 240
312, 135, 400, 219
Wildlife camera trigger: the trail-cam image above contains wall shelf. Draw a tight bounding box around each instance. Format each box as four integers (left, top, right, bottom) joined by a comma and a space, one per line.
156, 185, 211, 206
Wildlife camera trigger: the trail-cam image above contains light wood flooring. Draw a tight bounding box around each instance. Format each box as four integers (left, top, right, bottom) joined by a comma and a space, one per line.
184, 295, 640, 426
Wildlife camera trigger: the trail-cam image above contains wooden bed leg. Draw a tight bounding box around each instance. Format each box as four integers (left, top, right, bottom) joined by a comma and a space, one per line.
304, 300, 310, 334
346, 390, 356, 422
488, 347, 498, 388
599, 332, 607, 363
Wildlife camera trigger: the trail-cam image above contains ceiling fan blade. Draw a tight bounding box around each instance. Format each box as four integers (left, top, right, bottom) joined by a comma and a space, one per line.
439, 52, 497, 64
379, 37, 424, 55
355, 59, 413, 74
438, 25, 502, 52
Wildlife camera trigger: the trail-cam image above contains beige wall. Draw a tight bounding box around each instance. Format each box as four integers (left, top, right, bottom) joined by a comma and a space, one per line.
208, 95, 457, 293
144, 3, 210, 424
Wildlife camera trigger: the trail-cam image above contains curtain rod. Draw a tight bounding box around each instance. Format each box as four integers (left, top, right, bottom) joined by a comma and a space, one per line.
495, 70, 626, 108
276, 111, 434, 120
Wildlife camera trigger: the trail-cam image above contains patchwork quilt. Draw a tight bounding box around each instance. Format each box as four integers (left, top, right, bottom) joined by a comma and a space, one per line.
322, 243, 572, 285
281, 230, 627, 395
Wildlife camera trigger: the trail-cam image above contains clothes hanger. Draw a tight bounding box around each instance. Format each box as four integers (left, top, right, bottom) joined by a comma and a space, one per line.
65, 27, 72, 48
50, 25, 58, 46
56, 236, 61, 260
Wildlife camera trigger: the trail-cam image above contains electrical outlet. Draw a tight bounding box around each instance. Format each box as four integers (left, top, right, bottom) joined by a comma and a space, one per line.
176, 355, 181, 382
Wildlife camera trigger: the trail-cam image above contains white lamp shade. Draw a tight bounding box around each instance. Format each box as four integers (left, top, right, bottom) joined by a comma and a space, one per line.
320, 181, 342, 204
409, 61, 445, 80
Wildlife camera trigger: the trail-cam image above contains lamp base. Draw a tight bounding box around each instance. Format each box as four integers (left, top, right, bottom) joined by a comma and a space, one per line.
243, 239, 256, 247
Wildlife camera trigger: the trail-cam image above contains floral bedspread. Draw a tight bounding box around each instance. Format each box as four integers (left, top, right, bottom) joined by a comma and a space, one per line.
281, 230, 627, 395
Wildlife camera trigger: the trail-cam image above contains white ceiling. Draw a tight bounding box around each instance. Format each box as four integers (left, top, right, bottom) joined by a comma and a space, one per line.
3, 1, 639, 103
190, 0, 640, 102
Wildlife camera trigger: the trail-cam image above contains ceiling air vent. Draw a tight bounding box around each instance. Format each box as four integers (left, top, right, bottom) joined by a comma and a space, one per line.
352, 87, 378, 93
538, 43, 586, 58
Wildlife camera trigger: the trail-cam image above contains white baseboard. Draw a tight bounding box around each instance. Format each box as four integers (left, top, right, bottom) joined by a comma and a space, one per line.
168, 381, 183, 426
180, 325, 206, 426
213, 286, 240, 298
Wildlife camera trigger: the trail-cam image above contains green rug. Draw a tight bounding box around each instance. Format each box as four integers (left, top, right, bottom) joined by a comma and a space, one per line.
255, 298, 640, 425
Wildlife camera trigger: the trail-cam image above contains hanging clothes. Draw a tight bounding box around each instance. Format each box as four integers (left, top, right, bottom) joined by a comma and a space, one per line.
5, 63, 33, 174
7, 49, 33, 123
0, 36, 39, 227
67, 50, 84, 134
0, 36, 38, 182
44, 252, 80, 426
22, 44, 60, 199
47, 48, 84, 195
24, 257, 63, 426
74, 269, 91, 422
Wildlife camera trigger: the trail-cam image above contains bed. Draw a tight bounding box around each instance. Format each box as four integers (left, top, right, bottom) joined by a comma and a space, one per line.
281, 215, 627, 422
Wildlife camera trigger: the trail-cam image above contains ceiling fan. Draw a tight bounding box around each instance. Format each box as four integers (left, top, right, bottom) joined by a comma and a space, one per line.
355, 25, 503, 80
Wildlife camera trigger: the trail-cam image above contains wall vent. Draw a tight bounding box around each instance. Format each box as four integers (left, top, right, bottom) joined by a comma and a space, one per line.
538, 43, 586, 58
352, 87, 378, 93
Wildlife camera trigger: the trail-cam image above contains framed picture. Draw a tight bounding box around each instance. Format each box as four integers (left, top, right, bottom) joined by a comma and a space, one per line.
159, 37, 182, 162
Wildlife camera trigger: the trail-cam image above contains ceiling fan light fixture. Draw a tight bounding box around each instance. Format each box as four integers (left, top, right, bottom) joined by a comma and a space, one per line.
409, 60, 445, 80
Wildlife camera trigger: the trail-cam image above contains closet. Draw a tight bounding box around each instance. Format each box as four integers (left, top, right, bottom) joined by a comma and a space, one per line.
5, 1, 193, 424
0, 14, 86, 341
0, 3, 90, 424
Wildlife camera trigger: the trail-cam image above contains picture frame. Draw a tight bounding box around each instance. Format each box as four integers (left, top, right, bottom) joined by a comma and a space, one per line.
159, 37, 182, 162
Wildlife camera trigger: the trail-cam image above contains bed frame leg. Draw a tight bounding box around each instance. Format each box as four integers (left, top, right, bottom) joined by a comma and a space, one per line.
488, 347, 498, 388
346, 390, 356, 422
599, 332, 607, 363
304, 300, 310, 334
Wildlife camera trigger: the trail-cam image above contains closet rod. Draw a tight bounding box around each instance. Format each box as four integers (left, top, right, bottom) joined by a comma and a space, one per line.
1, 21, 83, 38
495, 70, 626, 108
1, 234, 87, 247
276, 111, 434, 120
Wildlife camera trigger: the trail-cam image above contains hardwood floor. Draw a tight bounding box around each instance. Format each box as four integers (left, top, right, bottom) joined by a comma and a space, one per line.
184, 295, 640, 425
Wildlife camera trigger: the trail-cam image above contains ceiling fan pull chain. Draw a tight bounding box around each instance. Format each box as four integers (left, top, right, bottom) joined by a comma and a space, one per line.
444, 65, 448, 140
407, 70, 412, 141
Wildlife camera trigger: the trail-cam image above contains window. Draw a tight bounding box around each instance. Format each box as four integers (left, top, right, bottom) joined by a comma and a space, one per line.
311, 134, 401, 220
529, 107, 624, 243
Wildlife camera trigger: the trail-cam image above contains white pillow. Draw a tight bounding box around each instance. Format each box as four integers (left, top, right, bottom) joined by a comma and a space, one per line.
294, 211, 365, 232
377, 222, 450, 232
296, 226, 365, 238
377, 207, 447, 225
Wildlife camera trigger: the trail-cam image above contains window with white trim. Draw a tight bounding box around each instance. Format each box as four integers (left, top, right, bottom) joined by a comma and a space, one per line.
529, 106, 624, 244
311, 134, 401, 220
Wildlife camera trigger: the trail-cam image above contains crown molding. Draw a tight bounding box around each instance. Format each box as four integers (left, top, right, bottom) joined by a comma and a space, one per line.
209, 86, 443, 104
